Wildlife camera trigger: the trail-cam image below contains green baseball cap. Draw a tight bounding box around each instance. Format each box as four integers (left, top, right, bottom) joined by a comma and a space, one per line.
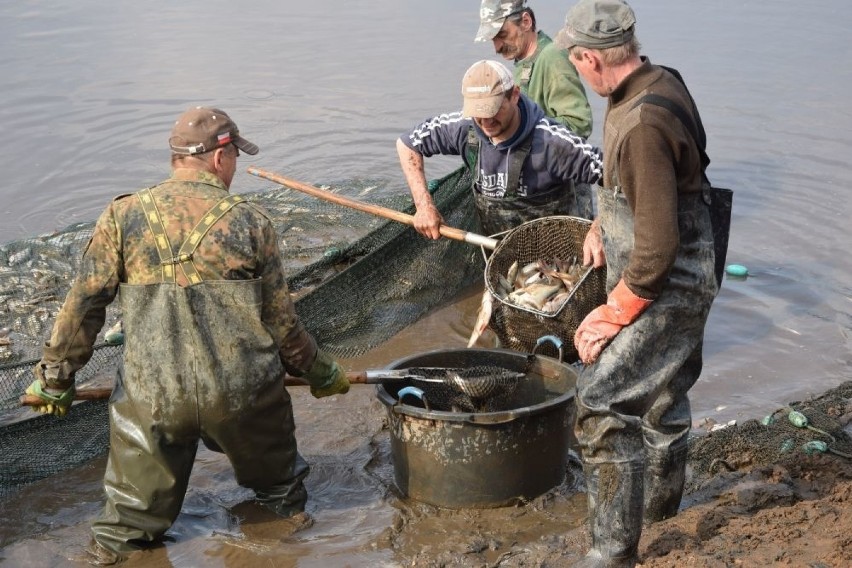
474, 0, 527, 42
556, 0, 636, 50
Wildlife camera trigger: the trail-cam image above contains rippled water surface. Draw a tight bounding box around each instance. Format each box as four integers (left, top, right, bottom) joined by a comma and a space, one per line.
1, 0, 851, 565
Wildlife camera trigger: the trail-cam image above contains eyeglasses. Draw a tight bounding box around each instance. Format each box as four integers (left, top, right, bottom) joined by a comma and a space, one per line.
224, 143, 239, 158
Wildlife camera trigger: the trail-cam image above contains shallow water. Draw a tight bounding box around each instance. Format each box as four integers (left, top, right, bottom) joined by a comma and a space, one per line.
1, 0, 851, 566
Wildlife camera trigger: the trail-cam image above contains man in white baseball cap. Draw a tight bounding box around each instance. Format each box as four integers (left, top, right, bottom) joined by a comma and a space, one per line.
397, 59, 602, 239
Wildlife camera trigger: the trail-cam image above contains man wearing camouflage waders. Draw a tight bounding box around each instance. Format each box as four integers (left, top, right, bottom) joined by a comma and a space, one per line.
557, 1, 718, 565
24, 106, 350, 564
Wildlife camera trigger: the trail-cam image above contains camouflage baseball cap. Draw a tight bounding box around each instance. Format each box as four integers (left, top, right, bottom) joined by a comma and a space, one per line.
461, 60, 515, 119
474, 0, 527, 42
169, 106, 259, 156
556, 0, 636, 50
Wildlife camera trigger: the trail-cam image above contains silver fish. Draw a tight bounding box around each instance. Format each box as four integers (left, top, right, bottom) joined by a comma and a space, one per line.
506, 260, 519, 286
467, 289, 494, 348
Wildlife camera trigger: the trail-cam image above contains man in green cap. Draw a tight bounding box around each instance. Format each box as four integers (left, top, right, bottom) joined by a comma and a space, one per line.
556, 1, 718, 566
475, 0, 593, 139
24, 106, 350, 564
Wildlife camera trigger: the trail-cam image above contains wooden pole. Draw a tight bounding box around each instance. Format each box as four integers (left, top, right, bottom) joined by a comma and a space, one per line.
247, 167, 498, 250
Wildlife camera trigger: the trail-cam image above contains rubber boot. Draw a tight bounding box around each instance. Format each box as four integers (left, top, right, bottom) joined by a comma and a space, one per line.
254, 451, 310, 517
86, 538, 127, 566
643, 439, 688, 525
576, 460, 644, 568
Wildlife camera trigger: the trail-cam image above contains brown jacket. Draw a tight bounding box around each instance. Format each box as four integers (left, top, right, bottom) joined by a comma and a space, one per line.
603, 58, 706, 299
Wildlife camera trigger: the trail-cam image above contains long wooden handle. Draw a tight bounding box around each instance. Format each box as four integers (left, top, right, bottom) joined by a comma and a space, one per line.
19, 371, 403, 406
247, 167, 498, 250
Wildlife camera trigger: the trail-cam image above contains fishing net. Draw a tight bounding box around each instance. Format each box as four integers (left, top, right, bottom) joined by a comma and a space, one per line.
686, 380, 852, 493
394, 365, 525, 413
485, 216, 607, 362
0, 165, 484, 496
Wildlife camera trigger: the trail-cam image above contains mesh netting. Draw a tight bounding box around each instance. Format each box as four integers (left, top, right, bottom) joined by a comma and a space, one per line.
284, 169, 483, 358
0, 166, 483, 495
397, 365, 525, 413
0, 399, 110, 495
485, 216, 607, 362
686, 380, 852, 493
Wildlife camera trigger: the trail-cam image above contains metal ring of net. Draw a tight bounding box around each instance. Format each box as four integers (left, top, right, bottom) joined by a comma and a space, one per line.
405, 365, 525, 412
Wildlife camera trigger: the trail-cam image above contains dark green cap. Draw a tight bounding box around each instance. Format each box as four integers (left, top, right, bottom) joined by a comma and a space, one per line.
556, 0, 636, 50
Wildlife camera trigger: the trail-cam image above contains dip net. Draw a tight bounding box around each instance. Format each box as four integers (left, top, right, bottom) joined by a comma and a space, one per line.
0, 166, 484, 495
393, 365, 526, 413
485, 216, 607, 362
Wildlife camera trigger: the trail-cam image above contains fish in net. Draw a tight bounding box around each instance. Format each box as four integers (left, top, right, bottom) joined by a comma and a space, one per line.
397, 365, 526, 413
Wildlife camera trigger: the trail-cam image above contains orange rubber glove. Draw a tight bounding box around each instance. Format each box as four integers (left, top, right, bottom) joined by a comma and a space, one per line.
574, 279, 652, 365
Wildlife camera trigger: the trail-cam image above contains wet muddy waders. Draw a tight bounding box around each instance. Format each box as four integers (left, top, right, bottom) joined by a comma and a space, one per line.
574, 183, 716, 566
91, 191, 310, 556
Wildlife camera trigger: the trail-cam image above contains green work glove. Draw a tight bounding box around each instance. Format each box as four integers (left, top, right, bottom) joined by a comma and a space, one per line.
25, 379, 75, 417
303, 350, 350, 399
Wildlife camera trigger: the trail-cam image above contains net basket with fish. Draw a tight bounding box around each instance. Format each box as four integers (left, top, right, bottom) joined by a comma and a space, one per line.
483, 216, 607, 361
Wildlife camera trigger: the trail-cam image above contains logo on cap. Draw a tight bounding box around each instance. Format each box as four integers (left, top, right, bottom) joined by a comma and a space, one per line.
461, 60, 515, 119
169, 106, 259, 156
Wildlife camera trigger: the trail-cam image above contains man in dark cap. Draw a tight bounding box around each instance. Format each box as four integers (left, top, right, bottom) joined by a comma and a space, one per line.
556, 1, 718, 566
25, 106, 350, 564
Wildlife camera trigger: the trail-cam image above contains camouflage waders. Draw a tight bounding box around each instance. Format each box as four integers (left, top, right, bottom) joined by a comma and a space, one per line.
574, 184, 717, 566
91, 191, 309, 556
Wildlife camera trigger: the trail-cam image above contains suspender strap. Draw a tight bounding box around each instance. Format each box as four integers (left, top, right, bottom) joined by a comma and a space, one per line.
630, 65, 711, 184
136, 189, 244, 284
138, 188, 177, 283
627, 68, 733, 289
630, 94, 710, 175
465, 127, 480, 173
465, 127, 533, 198
505, 134, 533, 198
176, 194, 244, 285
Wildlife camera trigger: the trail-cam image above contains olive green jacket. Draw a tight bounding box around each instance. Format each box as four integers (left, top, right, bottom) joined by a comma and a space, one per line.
514, 31, 593, 138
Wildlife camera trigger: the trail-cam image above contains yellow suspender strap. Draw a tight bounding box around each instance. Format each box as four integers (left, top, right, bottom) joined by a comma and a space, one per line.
136, 189, 245, 284
137, 188, 176, 283
176, 194, 245, 285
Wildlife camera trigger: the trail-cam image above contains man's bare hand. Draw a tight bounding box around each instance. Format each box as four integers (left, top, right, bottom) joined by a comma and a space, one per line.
413, 204, 444, 240
582, 218, 606, 268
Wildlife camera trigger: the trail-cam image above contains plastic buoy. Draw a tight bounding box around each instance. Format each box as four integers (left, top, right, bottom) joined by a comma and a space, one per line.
323, 246, 341, 260
104, 331, 124, 345
725, 264, 748, 277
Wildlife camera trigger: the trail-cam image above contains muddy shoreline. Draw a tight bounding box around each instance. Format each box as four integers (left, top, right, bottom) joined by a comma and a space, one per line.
1, 380, 850, 567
